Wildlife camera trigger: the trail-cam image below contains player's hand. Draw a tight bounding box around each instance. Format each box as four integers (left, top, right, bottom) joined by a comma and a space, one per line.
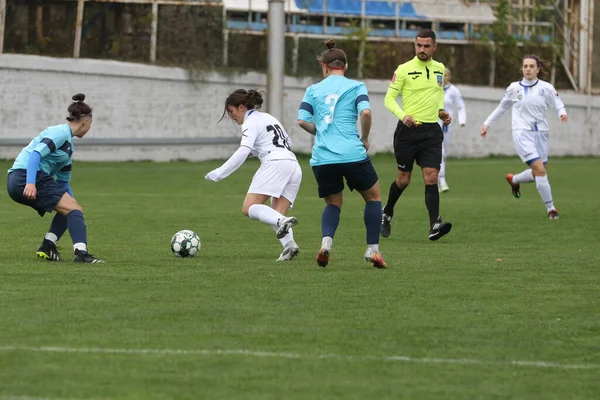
23, 183, 37, 200
560, 114, 568, 123
205, 171, 220, 182
402, 115, 417, 128
439, 110, 452, 126
361, 138, 370, 151
480, 125, 488, 137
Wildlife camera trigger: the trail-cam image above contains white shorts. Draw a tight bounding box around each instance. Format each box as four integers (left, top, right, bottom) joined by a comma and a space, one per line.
512, 129, 549, 164
248, 159, 302, 205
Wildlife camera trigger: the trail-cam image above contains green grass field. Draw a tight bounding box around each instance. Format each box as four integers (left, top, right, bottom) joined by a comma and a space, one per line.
1, 154, 599, 400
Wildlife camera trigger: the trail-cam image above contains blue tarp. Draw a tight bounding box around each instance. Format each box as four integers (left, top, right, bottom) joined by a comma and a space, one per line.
295, 0, 426, 18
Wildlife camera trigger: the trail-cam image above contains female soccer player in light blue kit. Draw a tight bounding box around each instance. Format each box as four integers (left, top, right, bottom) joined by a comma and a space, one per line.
481, 55, 568, 220
298, 39, 386, 269
6, 93, 103, 263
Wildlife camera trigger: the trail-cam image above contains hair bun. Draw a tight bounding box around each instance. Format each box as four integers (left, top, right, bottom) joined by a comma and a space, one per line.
325, 39, 336, 50
72, 93, 86, 103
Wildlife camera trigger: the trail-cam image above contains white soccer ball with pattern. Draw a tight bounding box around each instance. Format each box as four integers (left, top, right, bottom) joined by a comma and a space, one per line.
171, 230, 201, 258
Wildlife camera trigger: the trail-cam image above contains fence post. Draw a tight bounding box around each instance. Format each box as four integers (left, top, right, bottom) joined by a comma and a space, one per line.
0, 0, 6, 54
73, 0, 85, 58
150, 0, 158, 63
267, 0, 285, 121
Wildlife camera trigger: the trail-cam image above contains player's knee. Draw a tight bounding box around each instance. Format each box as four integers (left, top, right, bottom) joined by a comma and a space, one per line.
241, 207, 250, 217
396, 176, 410, 189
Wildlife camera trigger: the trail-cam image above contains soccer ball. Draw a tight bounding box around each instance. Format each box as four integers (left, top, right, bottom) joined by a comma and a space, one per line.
171, 230, 201, 258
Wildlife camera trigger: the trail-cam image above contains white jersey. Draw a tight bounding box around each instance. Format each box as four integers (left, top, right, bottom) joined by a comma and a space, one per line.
240, 110, 297, 163
442, 83, 466, 127
484, 79, 566, 131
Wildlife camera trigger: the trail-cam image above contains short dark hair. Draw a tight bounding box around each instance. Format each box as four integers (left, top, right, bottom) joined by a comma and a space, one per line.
416, 29, 436, 42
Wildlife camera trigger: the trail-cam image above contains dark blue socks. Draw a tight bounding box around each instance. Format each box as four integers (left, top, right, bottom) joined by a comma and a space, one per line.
364, 201, 382, 245
321, 204, 341, 238
49, 214, 68, 241
67, 209, 87, 245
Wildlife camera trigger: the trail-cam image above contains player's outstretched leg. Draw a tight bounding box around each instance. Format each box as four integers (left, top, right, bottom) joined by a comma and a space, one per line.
67, 210, 104, 263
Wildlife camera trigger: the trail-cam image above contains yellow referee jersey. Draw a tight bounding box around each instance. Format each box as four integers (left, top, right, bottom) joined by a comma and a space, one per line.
384, 56, 445, 123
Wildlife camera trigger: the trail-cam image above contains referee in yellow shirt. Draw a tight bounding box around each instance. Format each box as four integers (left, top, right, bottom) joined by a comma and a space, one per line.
381, 29, 453, 241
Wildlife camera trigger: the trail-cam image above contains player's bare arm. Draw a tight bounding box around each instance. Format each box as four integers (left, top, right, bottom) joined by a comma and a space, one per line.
298, 120, 316, 135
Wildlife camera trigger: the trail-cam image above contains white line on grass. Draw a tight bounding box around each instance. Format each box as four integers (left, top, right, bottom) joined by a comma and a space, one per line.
0, 345, 597, 370
1, 396, 77, 400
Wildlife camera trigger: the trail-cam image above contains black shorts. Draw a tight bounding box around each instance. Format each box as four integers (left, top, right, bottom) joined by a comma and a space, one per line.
6, 169, 68, 217
393, 121, 443, 172
312, 158, 379, 198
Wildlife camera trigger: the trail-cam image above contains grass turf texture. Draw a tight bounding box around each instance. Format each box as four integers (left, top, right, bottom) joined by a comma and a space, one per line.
1, 154, 599, 399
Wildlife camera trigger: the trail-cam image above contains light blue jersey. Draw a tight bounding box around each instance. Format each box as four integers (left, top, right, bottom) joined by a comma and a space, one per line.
299, 75, 371, 166
8, 124, 73, 182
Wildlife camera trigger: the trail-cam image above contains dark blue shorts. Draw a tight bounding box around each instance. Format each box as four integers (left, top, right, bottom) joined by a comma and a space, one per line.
6, 169, 68, 217
312, 158, 379, 198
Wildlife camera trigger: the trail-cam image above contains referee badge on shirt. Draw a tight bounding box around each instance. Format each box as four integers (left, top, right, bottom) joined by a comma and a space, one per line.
437, 75, 443, 86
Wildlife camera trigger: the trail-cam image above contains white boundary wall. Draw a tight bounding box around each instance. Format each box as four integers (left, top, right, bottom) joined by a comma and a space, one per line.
0, 54, 598, 162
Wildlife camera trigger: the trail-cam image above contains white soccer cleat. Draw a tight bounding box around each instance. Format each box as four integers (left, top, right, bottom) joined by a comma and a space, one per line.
276, 243, 300, 262
276, 216, 298, 239
438, 179, 450, 193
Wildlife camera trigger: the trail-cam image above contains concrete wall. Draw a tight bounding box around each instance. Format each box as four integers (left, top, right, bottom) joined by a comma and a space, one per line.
0, 54, 598, 162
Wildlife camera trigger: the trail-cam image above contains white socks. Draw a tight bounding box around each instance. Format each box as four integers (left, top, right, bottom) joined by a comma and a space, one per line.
512, 169, 534, 184
45, 232, 58, 244
248, 204, 295, 246
73, 243, 87, 252
272, 225, 295, 247
321, 236, 333, 251
535, 175, 555, 211
248, 204, 285, 226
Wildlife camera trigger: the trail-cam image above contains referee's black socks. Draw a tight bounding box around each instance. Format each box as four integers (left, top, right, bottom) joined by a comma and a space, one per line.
383, 181, 405, 217
425, 184, 439, 227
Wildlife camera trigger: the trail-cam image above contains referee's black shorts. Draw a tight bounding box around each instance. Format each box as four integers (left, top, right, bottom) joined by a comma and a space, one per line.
393, 121, 443, 172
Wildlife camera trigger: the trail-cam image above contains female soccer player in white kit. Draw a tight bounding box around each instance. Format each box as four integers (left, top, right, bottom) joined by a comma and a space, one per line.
438, 68, 466, 193
481, 55, 568, 219
205, 89, 303, 261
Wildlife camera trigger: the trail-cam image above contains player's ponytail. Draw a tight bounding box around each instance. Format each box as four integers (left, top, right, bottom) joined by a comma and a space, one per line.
246, 89, 264, 110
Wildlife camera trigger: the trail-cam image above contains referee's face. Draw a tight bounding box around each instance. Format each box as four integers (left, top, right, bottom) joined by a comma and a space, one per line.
414, 37, 436, 61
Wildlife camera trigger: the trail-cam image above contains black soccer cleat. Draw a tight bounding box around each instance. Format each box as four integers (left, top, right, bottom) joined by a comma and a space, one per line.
381, 213, 392, 238
36, 239, 61, 261
73, 249, 104, 264
428, 216, 452, 241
